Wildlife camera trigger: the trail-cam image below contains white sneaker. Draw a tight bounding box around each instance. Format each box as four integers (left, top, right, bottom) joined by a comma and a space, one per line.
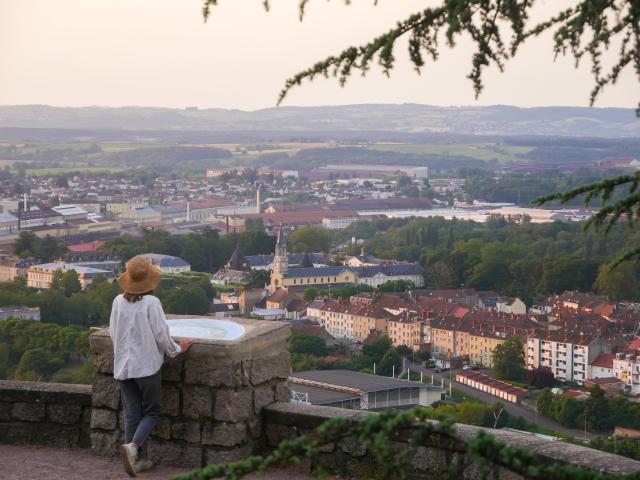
119, 443, 138, 477
133, 458, 154, 474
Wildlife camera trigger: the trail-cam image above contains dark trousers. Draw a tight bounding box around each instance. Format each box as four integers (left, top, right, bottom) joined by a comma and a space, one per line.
118, 370, 162, 449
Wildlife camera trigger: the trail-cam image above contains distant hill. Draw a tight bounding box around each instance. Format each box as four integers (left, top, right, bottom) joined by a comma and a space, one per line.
0, 104, 637, 138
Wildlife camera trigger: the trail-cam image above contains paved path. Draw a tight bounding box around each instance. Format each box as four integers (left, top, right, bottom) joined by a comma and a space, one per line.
0, 444, 318, 480
407, 362, 595, 440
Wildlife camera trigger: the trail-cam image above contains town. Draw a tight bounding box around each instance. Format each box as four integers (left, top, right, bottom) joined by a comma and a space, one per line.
2, 0, 640, 477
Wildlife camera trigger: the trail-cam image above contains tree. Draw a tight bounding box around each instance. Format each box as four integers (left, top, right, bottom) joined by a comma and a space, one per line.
537, 388, 554, 417
164, 285, 211, 315
362, 336, 392, 363
492, 337, 525, 381
61, 270, 82, 297
583, 384, 611, 432
527, 367, 555, 389
378, 279, 415, 293
290, 333, 327, 357
378, 348, 401, 376
594, 262, 640, 301
303, 287, 318, 301
290, 226, 331, 253
13, 231, 39, 258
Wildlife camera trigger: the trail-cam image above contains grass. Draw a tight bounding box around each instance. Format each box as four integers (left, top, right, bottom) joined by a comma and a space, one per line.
369, 143, 534, 163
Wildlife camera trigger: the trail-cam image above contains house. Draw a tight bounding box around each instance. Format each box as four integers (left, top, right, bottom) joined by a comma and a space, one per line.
27, 262, 114, 289
496, 297, 527, 315
588, 353, 614, 380
136, 253, 191, 274
211, 243, 251, 285
0, 254, 34, 282
285, 299, 309, 320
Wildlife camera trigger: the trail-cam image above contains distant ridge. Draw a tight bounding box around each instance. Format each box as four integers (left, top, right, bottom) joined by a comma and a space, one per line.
0, 104, 637, 138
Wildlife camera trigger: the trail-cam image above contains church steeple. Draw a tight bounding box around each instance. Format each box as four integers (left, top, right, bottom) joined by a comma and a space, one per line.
273, 225, 288, 275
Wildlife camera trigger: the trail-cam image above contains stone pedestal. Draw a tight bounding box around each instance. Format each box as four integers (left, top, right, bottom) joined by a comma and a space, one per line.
89, 317, 291, 468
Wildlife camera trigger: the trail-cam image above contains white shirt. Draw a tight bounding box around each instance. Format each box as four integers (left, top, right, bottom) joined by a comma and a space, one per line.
109, 294, 181, 380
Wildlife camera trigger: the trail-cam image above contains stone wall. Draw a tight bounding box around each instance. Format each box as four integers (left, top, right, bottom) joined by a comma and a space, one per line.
89, 319, 291, 468
0, 380, 91, 448
264, 402, 640, 479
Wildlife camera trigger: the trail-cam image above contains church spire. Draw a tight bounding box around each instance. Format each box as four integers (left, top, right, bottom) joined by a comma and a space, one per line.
273, 225, 288, 275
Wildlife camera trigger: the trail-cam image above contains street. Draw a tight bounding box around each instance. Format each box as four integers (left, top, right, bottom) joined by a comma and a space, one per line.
406, 361, 596, 440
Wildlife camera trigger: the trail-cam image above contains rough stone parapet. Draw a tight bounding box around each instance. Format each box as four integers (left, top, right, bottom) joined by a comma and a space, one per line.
0, 380, 91, 448
263, 402, 640, 479
89, 318, 291, 468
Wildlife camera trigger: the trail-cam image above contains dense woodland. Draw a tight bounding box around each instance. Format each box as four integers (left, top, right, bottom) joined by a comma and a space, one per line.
338, 216, 640, 304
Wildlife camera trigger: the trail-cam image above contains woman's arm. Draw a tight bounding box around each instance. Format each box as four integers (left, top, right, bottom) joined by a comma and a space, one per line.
148, 297, 182, 358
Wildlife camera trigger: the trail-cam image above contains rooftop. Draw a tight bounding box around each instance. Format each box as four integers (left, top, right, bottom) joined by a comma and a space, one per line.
291, 369, 441, 393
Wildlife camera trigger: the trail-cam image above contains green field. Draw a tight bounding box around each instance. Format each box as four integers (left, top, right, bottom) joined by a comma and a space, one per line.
370, 143, 534, 163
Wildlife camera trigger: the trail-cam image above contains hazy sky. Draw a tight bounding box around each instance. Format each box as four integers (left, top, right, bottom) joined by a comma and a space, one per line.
0, 0, 636, 110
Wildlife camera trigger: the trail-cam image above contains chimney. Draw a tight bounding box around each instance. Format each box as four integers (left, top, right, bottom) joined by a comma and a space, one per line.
186, 201, 191, 222
23, 192, 28, 211
256, 186, 261, 214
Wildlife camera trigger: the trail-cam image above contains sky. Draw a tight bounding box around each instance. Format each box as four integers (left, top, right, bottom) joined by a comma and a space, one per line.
0, 0, 636, 110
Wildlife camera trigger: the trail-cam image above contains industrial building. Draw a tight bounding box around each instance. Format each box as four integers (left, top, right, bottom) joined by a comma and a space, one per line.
289, 370, 444, 410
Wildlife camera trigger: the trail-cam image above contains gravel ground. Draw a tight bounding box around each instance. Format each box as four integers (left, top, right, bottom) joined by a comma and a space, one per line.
0, 444, 318, 480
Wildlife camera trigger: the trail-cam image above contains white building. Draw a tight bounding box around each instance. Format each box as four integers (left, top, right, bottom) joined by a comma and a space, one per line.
496, 297, 527, 315
136, 253, 191, 274
526, 330, 605, 385
322, 216, 358, 230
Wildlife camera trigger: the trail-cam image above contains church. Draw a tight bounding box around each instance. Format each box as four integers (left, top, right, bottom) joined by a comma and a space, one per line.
269, 228, 424, 293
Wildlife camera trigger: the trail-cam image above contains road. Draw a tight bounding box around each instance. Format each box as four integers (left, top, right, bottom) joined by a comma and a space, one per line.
406, 361, 596, 440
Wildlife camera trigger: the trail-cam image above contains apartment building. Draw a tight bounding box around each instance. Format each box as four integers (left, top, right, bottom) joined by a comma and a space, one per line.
388, 314, 422, 351
526, 329, 606, 385
0, 254, 34, 282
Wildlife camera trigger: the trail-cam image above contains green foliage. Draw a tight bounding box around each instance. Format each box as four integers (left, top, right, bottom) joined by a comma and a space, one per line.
103, 229, 275, 273
377, 279, 415, 293
290, 333, 327, 358
289, 226, 331, 253
0, 319, 91, 383
14, 231, 68, 262
583, 385, 611, 432
492, 337, 525, 382
303, 287, 318, 301
163, 285, 211, 315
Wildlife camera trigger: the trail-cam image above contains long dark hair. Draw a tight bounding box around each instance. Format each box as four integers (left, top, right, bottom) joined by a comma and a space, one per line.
123, 290, 154, 303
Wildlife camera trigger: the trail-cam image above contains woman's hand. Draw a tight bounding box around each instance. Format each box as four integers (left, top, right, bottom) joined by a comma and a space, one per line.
179, 338, 195, 352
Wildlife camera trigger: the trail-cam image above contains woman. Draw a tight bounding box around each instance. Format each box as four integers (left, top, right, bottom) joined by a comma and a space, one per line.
110, 256, 193, 477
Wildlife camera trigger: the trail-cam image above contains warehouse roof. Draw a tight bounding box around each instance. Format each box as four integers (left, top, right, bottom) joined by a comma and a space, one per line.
290, 370, 441, 394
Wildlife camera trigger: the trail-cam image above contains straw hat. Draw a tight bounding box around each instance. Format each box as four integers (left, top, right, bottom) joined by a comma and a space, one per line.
117, 256, 162, 294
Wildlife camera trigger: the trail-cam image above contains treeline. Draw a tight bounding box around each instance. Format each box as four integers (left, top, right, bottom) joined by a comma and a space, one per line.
0, 318, 91, 383
463, 171, 623, 206
537, 386, 640, 432
104, 146, 231, 173
103, 229, 275, 273
290, 333, 426, 375
343, 216, 640, 304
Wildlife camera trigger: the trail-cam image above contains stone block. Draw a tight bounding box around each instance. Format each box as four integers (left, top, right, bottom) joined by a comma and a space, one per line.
265, 423, 298, 448
92, 374, 120, 410
204, 445, 253, 466
338, 436, 368, 457
253, 383, 275, 414
146, 439, 202, 468
153, 417, 172, 440
161, 355, 183, 382
161, 385, 180, 417
91, 429, 121, 457
182, 385, 213, 419
250, 352, 290, 386
48, 403, 82, 424
12, 401, 45, 422
171, 421, 201, 443
247, 415, 262, 439
93, 350, 114, 375
184, 357, 244, 387
275, 381, 291, 403
214, 389, 252, 422
91, 408, 118, 430
202, 421, 247, 447
0, 401, 11, 421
